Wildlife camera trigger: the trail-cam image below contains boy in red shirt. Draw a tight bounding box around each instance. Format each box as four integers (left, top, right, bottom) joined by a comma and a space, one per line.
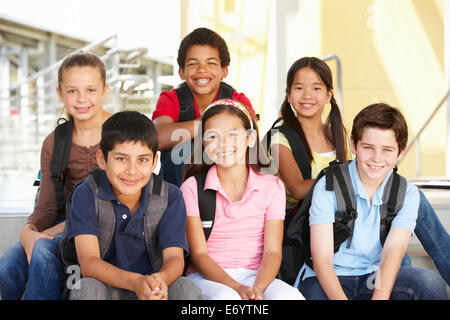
152, 27, 254, 186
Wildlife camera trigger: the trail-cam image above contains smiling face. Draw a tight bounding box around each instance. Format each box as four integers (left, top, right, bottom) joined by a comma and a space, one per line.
351, 126, 405, 186
287, 67, 332, 120
97, 140, 158, 201
202, 111, 256, 168
178, 44, 228, 102
57, 66, 108, 122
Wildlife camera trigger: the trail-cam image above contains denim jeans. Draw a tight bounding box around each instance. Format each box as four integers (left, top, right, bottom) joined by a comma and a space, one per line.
411, 190, 450, 286
0, 233, 63, 300
160, 141, 193, 187
300, 266, 448, 300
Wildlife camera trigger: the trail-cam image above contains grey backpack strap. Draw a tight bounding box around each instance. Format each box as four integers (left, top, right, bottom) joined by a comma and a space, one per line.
143, 174, 168, 271
85, 169, 116, 259
379, 168, 407, 246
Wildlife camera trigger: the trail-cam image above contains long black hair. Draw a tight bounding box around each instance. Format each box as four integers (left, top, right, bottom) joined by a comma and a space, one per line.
280, 57, 348, 163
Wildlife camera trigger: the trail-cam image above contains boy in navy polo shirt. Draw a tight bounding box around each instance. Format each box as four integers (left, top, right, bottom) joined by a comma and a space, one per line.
66, 111, 202, 300
298, 103, 447, 300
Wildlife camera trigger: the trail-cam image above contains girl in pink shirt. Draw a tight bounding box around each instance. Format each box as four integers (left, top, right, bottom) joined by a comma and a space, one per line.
180, 99, 304, 300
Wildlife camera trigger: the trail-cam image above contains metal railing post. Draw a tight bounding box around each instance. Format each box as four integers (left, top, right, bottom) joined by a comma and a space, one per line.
322, 54, 343, 114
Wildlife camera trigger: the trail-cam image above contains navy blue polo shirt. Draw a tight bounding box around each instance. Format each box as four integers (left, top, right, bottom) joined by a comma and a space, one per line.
67, 172, 189, 275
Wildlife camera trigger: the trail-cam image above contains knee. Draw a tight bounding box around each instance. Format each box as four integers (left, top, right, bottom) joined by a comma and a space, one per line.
0, 242, 27, 276
398, 267, 448, 300
415, 269, 448, 300
210, 287, 241, 300
168, 277, 204, 300
69, 277, 109, 300
32, 238, 58, 260
264, 280, 305, 300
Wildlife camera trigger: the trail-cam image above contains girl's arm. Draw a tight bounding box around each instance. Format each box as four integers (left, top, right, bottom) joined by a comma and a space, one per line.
270, 143, 314, 200
252, 219, 284, 299
186, 216, 252, 297
371, 227, 411, 300
310, 223, 348, 300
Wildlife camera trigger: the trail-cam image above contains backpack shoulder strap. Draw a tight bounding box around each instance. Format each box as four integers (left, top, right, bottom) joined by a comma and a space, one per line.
266, 118, 312, 180
51, 118, 73, 213
143, 173, 168, 270
379, 168, 407, 245
194, 171, 217, 242
327, 161, 358, 249
83, 169, 116, 259
217, 81, 235, 100
175, 82, 196, 122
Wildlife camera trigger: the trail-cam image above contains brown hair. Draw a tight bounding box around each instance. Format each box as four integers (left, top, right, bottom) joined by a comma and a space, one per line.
279, 57, 348, 162
58, 50, 106, 88
351, 103, 408, 154
183, 100, 270, 181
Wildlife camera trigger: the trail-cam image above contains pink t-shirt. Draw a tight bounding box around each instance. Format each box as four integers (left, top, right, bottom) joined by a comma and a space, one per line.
180, 165, 286, 271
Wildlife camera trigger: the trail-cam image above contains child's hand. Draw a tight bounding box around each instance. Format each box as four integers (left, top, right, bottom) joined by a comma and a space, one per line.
20, 225, 54, 264
133, 274, 165, 300
235, 284, 256, 300
147, 273, 168, 300
251, 286, 264, 300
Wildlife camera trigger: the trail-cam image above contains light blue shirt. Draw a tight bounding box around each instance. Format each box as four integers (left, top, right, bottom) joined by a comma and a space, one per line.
296, 159, 419, 285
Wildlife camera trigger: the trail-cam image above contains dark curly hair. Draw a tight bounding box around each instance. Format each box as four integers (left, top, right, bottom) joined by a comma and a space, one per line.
177, 28, 230, 68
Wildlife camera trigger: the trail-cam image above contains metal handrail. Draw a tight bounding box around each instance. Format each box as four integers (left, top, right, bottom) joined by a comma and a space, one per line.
1, 34, 117, 95
400, 89, 450, 176
322, 54, 343, 113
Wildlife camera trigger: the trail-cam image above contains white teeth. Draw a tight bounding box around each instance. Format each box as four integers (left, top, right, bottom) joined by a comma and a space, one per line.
196, 79, 210, 84
218, 151, 234, 156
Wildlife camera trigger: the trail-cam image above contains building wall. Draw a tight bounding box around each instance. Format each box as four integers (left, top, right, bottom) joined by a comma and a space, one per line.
320, 0, 445, 178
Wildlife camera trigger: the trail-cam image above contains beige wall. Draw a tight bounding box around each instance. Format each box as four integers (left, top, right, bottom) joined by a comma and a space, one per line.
320, 0, 446, 178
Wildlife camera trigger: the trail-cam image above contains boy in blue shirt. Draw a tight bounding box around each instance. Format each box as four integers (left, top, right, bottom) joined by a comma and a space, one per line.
299, 103, 447, 300
65, 111, 202, 300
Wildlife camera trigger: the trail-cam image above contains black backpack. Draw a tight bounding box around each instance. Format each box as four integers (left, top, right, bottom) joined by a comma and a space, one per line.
182, 171, 217, 274
279, 160, 407, 285
33, 118, 73, 213
176, 81, 236, 122
263, 118, 312, 192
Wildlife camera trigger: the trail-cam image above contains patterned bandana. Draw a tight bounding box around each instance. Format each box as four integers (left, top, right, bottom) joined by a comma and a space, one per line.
203, 99, 254, 129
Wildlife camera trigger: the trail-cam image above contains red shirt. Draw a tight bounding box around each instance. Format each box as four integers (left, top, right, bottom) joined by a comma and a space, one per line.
152, 86, 254, 122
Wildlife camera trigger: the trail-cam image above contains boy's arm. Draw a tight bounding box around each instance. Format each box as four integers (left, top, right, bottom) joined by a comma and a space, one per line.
75, 234, 158, 299
371, 226, 412, 300
252, 219, 283, 300
153, 246, 185, 286
154, 116, 200, 150
310, 223, 348, 300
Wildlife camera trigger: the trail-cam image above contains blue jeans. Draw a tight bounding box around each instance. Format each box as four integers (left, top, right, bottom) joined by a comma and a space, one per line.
300, 266, 448, 300
0, 233, 63, 300
411, 190, 450, 286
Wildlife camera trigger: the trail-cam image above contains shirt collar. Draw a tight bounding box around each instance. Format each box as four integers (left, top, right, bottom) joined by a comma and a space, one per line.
204, 165, 263, 193
97, 171, 150, 212
348, 159, 393, 205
